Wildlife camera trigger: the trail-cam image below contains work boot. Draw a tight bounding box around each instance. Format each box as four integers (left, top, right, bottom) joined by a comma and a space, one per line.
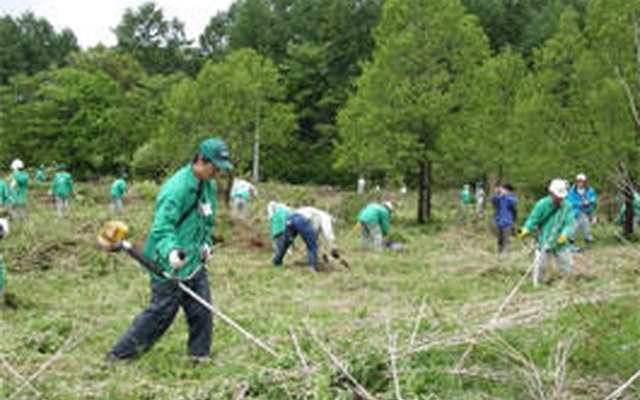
106, 353, 135, 364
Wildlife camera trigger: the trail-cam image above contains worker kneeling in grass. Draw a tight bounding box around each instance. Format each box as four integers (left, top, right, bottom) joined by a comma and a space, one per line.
108, 138, 232, 362
273, 206, 339, 271
517, 179, 576, 287
357, 201, 392, 251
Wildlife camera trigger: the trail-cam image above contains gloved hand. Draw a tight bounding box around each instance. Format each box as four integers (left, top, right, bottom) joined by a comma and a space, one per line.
330, 248, 340, 259
516, 228, 529, 239
557, 235, 567, 245
201, 243, 212, 264
169, 250, 187, 271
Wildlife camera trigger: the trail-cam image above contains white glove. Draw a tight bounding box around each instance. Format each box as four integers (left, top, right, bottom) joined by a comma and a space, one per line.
168, 250, 186, 271
0, 218, 9, 239
201, 244, 212, 264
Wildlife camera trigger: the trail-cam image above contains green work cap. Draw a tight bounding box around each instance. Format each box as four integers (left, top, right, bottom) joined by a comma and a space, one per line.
198, 139, 233, 171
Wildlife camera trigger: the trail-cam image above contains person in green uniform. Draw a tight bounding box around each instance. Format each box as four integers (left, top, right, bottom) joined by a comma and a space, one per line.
110, 174, 128, 216
268, 201, 291, 251
0, 179, 10, 207
108, 138, 232, 362
231, 179, 258, 218
36, 165, 46, 183
51, 164, 74, 218
517, 179, 576, 287
358, 201, 392, 250
10, 159, 29, 219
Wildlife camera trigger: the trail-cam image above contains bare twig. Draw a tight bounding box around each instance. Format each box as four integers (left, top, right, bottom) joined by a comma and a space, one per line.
386, 319, 404, 400
304, 320, 379, 400
453, 251, 538, 370
232, 381, 250, 400
0, 354, 44, 399
9, 334, 77, 400
289, 326, 309, 371
603, 369, 640, 400
409, 294, 428, 350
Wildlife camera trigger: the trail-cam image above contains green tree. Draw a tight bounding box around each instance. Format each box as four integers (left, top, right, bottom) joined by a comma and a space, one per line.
0, 13, 78, 84
337, 0, 489, 222
152, 49, 295, 180
114, 2, 191, 75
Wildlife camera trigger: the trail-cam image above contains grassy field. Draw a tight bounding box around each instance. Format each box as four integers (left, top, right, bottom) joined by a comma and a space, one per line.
1, 181, 640, 400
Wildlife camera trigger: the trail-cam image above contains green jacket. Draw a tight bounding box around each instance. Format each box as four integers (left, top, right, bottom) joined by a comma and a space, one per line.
460, 186, 471, 204
110, 179, 127, 199
11, 171, 29, 205
358, 203, 390, 236
0, 180, 9, 205
270, 205, 291, 238
51, 172, 74, 198
143, 164, 216, 281
617, 193, 640, 224
523, 196, 575, 252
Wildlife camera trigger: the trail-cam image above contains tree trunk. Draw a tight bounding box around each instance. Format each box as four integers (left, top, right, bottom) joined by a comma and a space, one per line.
252, 101, 261, 182
417, 160, 431, 223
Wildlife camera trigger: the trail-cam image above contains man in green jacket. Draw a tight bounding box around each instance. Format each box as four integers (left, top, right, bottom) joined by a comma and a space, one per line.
110, 175, 128, 216
268, 201, 291, 251
109, 138, 232, 362
517, 179, 576, 287
51, 164, 74, 218
10, 159, 29, 219
358, 201, 392, 250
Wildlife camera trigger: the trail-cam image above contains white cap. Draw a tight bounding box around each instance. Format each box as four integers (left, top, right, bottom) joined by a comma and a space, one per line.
576, 173, 587, 181
549, 179, 568, 198
383, 201, 394, 212
10, 159, 24, 171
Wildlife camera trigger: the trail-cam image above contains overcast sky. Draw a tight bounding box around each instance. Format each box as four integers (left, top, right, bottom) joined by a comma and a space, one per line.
1, 0, 235, 48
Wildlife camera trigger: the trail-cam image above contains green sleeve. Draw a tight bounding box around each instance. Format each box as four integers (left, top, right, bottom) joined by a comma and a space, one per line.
524, 199, 547, 232
380, 209, 390, 236
149, 193, 182, 268
560, 207, 576, 238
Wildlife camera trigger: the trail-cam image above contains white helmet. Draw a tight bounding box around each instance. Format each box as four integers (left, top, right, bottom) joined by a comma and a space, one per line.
383, 201, 394, 212
576, 173, 587, 182
10, 159, 24, 171
549, 179, 568, 198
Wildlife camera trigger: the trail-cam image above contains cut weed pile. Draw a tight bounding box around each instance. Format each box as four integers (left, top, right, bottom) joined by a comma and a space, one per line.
1, 182, 640, 399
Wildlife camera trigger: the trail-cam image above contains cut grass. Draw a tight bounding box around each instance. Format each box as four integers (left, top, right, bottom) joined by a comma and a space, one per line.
1, 183, 639, 399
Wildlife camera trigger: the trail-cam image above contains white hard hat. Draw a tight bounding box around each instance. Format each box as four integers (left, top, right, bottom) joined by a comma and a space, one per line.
383, 201, 394, 212
576, 173, 587, 181
549, 179, 568, 198
10, 159, 24, 170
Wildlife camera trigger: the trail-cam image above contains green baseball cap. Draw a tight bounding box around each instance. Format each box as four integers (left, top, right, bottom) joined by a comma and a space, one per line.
198, 138, 233, 171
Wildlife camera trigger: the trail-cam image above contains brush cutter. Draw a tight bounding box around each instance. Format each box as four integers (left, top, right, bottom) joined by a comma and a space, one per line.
97, 221, 279, 358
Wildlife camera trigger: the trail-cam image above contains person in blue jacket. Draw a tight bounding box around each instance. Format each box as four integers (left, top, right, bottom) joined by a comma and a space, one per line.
567, 173, 597, 244
491, 183, 517, 253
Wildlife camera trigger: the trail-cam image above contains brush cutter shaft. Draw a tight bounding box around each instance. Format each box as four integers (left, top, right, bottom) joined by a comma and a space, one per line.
118, 240, 279, 358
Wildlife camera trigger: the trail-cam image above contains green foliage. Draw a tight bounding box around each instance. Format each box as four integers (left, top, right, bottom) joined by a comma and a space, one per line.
159, 48, 296, 180
114, 2, 192, 75
0, 12, 78, 85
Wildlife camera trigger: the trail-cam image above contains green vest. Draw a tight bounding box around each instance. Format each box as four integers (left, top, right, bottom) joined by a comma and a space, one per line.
358, 203, 390, 236
143, 165, 217, 281
524, 196, 575, 252
51, 172, 74, 198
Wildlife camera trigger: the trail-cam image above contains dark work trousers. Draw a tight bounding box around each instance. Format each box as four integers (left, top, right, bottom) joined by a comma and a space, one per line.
497, 226, 512, 253
273, 213, 318, 269
110, 268, 212, 359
